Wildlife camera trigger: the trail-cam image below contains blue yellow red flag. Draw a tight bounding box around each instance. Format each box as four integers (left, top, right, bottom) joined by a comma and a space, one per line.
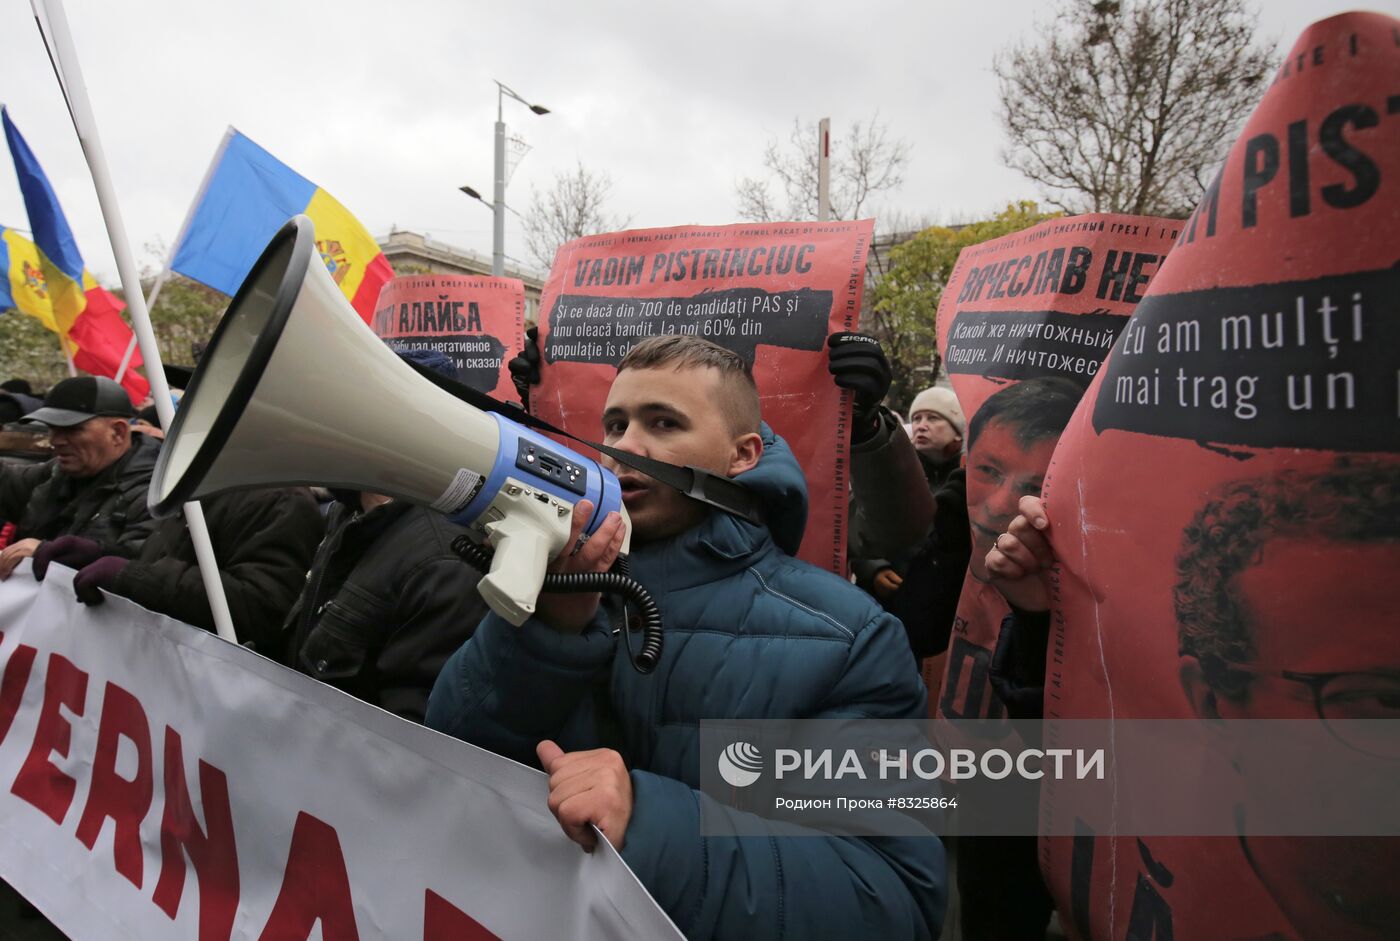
1, 109, 147, 399
0, 224, 62, 331
170, 128, 393, 322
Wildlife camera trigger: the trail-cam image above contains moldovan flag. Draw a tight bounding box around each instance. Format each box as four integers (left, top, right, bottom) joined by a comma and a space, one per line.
170, 128, 393, 321
1, 110, 148, 401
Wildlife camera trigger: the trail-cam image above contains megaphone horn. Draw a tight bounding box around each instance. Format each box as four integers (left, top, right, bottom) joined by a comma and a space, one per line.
149, 215, 644, 649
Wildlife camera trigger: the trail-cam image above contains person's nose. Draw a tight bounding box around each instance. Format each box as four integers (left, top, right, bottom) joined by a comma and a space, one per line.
986, 480, 1021, 521
610, 424, 651, 459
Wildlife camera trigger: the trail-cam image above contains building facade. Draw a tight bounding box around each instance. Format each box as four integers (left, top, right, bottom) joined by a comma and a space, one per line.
376, 229, 548, 324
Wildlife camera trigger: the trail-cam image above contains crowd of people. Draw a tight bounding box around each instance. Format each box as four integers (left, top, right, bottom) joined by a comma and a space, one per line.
0, 325, 1380, 941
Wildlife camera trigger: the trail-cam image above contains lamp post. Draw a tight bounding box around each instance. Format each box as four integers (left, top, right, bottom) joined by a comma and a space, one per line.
489, 81, 548, 276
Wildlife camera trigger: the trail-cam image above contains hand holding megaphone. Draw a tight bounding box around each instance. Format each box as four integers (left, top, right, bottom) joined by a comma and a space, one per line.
529, 500, 627, 634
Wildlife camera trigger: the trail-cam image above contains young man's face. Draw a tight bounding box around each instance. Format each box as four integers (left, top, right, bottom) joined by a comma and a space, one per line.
48, 417, 130, 478
909, 409, 960, 459
601, 365, 759, 544
1189, 539, 1400, 941
965, 418, 1057, 581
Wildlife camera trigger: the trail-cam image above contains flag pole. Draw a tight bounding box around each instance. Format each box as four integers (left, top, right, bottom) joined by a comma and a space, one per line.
115, 126, 233, 385
57, 331, 76, 376
111, 264, 165, 383
32, 0, 238, 644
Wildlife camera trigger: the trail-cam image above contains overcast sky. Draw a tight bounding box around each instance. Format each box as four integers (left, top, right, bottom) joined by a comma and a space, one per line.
0, 0, 1375, 285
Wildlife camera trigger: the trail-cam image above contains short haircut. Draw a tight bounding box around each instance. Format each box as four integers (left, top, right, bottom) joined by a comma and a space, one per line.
1, 379, 33, 395
1174, 460, 1400, 699
966, 376, 1084, 451
617, 335, 760, 435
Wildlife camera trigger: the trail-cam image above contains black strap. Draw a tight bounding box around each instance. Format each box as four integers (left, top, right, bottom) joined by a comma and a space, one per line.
404, 362, 763, 526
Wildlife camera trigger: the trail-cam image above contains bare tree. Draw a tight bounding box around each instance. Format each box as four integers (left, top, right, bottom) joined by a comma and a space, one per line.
736, 114, 911, 222
522, 161, 632, 270
996, 0, 1272, 218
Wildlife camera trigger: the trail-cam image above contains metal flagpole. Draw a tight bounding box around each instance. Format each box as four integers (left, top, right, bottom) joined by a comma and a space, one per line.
114, 126, 234, 384
32, 0, 238, 644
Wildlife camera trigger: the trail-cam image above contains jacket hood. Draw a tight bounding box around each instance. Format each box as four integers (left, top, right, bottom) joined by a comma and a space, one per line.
733, 422, 807, 556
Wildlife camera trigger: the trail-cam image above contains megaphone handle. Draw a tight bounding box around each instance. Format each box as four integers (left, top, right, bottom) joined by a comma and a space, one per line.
477, 498, 570, 627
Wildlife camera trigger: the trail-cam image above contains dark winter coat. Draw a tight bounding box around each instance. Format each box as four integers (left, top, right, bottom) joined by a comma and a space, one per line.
111, 487, 325, 651
885, 468, 971, 660
426, 425, 947, 941
283, 499, 487, 723
0, 432, 160, 556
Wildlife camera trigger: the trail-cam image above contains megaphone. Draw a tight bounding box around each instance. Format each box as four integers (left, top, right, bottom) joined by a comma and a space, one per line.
149, 215, 647, 650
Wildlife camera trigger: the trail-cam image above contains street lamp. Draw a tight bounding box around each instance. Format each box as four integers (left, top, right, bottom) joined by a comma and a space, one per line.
459, 184, 524, 220
488, 80, 549, 276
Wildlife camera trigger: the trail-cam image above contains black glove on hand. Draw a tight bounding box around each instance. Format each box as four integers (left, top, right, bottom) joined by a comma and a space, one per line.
827, 332, 891, 442
32, 535, 106, 581
508, 325, 542, 412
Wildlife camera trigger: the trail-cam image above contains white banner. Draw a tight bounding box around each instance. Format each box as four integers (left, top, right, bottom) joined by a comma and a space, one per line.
0, 563, 681, 940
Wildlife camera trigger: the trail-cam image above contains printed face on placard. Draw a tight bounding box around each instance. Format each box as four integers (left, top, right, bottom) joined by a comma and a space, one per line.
965, 420, 1058, 582
601, 364, 760, 543
1171, 468, 1400, 941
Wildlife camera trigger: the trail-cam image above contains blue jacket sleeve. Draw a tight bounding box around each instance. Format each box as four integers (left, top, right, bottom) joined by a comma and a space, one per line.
425, 609, 617, 766
620, 611, 946, 940
622, 771, 945, 941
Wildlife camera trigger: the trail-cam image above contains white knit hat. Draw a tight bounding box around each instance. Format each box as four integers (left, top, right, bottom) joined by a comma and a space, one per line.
908, 386, 966, 435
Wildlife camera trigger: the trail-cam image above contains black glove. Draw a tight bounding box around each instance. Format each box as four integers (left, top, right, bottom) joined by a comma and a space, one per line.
508, 326, 542, 412
827, 332, 891, 442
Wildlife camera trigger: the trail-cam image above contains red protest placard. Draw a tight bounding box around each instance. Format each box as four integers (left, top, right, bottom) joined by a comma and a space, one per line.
371, 275, 525, 398
1040, 13, 1400, 941
532, 221, 873, 574
930, 212, 1178, 723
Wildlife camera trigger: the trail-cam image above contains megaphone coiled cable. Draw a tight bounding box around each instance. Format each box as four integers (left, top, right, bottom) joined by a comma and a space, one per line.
450, 536, 663, 674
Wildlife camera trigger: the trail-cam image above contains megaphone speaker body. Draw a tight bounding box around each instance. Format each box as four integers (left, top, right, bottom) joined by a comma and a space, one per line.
150, 215, 626, 626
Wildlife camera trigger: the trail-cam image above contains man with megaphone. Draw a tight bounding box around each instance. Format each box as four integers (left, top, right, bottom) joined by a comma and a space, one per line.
146, 215, 944, 939
426, 334, 947, 941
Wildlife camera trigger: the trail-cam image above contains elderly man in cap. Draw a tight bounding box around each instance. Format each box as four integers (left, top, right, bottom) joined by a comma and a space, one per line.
0, 376, 160, 579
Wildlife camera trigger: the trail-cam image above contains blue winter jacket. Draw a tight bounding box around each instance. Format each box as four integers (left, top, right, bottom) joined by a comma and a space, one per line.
426, 425, 947, 940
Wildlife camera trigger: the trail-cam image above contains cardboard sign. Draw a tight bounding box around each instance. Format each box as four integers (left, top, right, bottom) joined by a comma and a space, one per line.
0, 566, 681, 941
372, 275, 525, 398
532, 222, 874, 573
1040, 13, 1400, 940
931, 213, 1178, 724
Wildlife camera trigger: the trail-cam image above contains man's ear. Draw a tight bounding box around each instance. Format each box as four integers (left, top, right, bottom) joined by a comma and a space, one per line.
109, 418, 132, 447
728, 432, 763, 477
1179, 656, 1223, 721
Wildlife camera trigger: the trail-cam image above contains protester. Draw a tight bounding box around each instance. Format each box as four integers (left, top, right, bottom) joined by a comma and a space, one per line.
429, 335, 946, 939
0, 388, 42, 425
0, 376, 159, 579
282, 349, 488, 722
853, 382, 967, 604
32, 484, 325, 652
907, 386, 965, 486
987, 460, 1400, 941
